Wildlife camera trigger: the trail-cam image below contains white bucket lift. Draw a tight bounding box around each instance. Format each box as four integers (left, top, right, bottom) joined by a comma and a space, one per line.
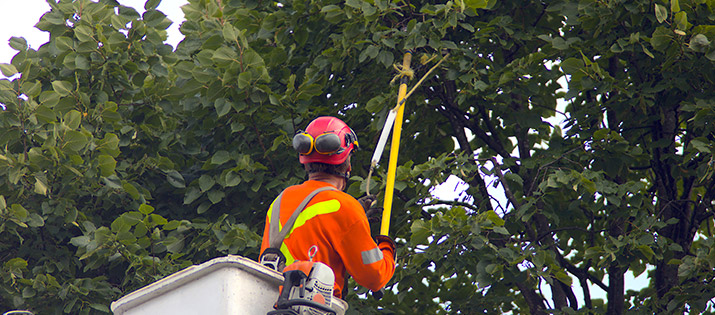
110, 255, 347, 315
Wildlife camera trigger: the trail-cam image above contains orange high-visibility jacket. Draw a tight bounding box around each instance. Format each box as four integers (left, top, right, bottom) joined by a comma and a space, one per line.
260, 180, 395, 298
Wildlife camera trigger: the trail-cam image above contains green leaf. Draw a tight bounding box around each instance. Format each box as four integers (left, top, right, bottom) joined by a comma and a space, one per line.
359, 45, 379, 62
35, 105, 56, 123
134, 222, 148, 236
97, 133, 120, 157
486, 210, 505, 226
560, 58, 584, 76
410, 220, 431, 244
150, 214, 168, 225
103, 175, 122, 189
690, 138, 711, 153
199, 175, 215, 192
70, 235, 90, 247
241, 49, 264, 69
222, 24, 238, 42
145, 0, 160, 10
504, 172, 523, 187
89, 303, 110, 313
27, 213, 45, 227
297, 83, 322, 99
138, 204, 154, 215
345, 0, 361, 9
486, 225, 507, 236
211, 150, 231, 165
464, 0, 488, 9
320, 5, 344, 24
225, 171, 241, 187
213, 46, 238, 64
5, 257, 28, 269
377, 50, 394, 67
674, 11, 688, 31
63, 131, 88, 152
39, 91, 60, 107
64, 110, 82, 129
55, 36, 74, 51
238, 72, 252, 89
184, 187, 201, 205
641, 43, 655, 58
116, 231, 136, 244
214, 98, 231, 117
671, 0, 680, 13
638, 245, 655, 261
111, 216, 130, 233
34, 176, 49, 195
122, 212, 143, 225
151, 63, 168, 77
143, 10, 169, 28
689, 34, 711, 52
166, 170, 186, 188
123, 182, 141, 200
361, 2, 376, 16
655, 4, 668, 23
98, 155, 117, 176
75, 54, 90, 70
554, 270, 573, 286
207, 190, 225, 204
651, 27, 672, 51
163, 220, 181, 231
52, 81, 74, 97
74, 25, 94, 42
0, 63, 18, 77
10, 204, 29, 220
21, 81, 42, 98
9, 37, 27, 51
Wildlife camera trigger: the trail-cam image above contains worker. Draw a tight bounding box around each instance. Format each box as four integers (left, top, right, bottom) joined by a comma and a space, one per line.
259, 116, 396, 299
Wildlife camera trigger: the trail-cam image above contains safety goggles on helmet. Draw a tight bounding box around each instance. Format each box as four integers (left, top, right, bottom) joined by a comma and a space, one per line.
293, 129, 359, 156
295, 116, 359, 165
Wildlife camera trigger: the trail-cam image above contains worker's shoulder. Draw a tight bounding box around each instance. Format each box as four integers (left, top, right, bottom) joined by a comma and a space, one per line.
315, 188, 356, 203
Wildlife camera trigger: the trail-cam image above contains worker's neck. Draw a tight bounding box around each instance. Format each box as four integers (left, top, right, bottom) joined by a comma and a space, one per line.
309, 172, 346, 191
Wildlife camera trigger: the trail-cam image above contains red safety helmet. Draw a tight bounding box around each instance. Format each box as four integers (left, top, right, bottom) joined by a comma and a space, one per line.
293, 116, 359, 165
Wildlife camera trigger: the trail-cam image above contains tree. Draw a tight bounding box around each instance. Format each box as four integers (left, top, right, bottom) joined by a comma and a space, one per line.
1, 0, 714, 314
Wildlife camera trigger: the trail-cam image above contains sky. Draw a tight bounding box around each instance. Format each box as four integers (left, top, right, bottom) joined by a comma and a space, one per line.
0, 0, 650, 308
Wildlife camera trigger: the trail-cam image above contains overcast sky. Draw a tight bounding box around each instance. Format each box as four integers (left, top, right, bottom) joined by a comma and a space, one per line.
0, 0, 187, 74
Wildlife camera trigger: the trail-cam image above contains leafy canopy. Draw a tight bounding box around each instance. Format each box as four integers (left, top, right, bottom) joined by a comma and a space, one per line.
0, 0, 714, 314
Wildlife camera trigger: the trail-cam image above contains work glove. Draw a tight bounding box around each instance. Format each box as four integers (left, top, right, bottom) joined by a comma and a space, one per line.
357, 195, 381, 222
375, 235, 396, 260
357, 194, 376, 211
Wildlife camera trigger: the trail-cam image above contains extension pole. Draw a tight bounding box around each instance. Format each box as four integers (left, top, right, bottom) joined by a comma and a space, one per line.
381, 51, 412, 236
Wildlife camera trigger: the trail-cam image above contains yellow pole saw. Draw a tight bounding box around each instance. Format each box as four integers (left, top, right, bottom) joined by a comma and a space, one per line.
367, 51, 450, 236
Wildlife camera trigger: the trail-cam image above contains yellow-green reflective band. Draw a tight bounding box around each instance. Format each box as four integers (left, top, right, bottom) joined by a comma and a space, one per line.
281, 242, 295, 266
289, 199, 340, 234
267, 198, 340, 233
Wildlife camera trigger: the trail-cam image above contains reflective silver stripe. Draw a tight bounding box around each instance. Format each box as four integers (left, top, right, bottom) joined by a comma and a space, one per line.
361, 247, 384, 265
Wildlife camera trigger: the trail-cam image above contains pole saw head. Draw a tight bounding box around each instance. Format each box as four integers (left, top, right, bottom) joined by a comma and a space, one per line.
268, 246, 337, 315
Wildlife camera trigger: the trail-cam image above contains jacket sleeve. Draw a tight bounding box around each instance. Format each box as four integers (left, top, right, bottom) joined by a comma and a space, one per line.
335, 202, 396, 292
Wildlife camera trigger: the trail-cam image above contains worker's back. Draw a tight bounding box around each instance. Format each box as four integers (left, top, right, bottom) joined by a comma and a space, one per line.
260, 179, 395, 298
